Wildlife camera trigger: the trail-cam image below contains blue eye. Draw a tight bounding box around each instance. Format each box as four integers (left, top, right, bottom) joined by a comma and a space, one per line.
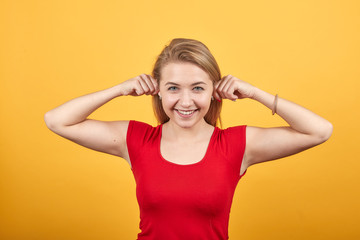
193, 86, 204, 91
168, 86, 178, 91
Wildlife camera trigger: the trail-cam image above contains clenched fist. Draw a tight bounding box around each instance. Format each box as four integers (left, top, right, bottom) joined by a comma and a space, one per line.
119, 74, 159, 96
213, 75, 256, 101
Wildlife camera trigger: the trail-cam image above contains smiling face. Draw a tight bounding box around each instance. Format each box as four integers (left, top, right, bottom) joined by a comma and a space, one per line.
158, 62, 214, 129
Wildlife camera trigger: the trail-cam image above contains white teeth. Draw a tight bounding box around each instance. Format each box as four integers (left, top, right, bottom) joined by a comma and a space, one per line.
177, 110, 196, 115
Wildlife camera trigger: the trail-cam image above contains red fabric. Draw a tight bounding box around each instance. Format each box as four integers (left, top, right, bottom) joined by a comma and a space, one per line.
126, 120, 247, 240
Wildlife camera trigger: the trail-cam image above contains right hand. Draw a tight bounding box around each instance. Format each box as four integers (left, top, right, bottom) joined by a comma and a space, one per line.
119, 74, 159, 96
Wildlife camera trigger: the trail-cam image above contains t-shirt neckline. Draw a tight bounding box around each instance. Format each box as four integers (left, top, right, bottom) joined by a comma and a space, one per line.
158, 124, 218, 167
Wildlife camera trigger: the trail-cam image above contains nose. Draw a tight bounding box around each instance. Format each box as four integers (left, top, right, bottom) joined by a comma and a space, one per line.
179, 91, 193, 108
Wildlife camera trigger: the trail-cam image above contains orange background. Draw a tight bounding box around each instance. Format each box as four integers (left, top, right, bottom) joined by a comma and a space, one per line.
1, 0, 359, 239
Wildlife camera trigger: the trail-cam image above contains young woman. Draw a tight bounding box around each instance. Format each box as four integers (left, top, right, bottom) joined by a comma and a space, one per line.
44, 38, 333, 240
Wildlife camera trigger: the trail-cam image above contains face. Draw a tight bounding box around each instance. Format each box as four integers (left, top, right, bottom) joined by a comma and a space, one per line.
159, 62, 213, 129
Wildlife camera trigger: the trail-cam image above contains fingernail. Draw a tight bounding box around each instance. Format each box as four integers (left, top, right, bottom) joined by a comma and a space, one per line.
217, 99, 222, 102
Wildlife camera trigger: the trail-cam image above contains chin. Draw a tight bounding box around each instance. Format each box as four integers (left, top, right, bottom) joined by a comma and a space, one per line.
172, 117, 205, 129
176, 122, 195, 128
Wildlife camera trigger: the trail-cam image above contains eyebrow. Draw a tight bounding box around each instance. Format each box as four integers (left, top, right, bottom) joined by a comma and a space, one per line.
164, 81, 207, 86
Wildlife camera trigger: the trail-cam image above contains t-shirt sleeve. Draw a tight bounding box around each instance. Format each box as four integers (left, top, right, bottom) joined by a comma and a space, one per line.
126, 120, 154, 168
222, 125, 247, 176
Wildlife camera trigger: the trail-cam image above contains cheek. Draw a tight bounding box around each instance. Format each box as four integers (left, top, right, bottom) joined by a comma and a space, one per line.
161, 95, 178, 109
163, 94, 178, 102
197, 94, 212, 106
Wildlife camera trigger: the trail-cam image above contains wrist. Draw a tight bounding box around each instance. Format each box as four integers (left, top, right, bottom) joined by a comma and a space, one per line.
249, 86, 261, 100
250, 87, 280, 115
112, 84, 126, 97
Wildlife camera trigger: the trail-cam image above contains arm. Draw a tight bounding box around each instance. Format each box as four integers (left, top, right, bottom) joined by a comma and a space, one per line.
214, 75, 333, 170
44, 74, 158, 162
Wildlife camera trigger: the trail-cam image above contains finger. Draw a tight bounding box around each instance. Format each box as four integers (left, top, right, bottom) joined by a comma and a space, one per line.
216, 85, 226, 99
227, 85, 239, 100
146, 75, 159, 95
213, 81, 221, 100
138, 76, 150, 95
222, 75, 240, 100
214, 79, 224, 99
217, 75, 231, 92
144, 74, 157, 94
222, 77, 235, 99
152, 76, 160, 94
140, 74, 153, 94
224, 78, 240, 100
134, 81, 145, 96
213, 91, 221, 101
216, 75, 231, 99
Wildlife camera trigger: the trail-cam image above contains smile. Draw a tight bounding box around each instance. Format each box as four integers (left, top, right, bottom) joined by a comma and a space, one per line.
175, 109, 198, 117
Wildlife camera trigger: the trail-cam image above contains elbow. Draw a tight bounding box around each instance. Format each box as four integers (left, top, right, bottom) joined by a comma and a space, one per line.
44, 111, 57, 131
316, 121, 333, 144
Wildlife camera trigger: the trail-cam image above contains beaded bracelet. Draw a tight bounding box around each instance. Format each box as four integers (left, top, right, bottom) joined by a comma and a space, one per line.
272, 94, 278, 115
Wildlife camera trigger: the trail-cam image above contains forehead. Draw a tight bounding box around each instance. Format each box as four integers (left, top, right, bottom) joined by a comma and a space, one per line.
161, 62, 212, 84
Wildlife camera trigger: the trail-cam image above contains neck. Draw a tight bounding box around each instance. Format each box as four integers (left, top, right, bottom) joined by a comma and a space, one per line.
163, 119, 213, 142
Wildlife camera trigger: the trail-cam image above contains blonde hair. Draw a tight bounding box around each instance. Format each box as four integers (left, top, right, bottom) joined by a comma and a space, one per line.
151, 38, 223, 127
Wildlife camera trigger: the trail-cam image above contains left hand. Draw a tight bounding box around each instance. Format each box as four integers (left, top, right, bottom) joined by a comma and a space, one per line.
213, 75, 256, 101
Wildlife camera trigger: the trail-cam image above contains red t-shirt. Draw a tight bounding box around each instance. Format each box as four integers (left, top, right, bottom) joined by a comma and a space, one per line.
126, 120, 247, 240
